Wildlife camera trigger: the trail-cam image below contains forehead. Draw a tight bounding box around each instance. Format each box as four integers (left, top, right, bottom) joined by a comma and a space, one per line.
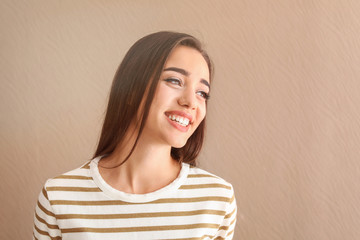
164, 46, 210, 81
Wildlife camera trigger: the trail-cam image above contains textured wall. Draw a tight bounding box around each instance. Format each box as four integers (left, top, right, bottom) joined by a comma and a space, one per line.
1, 0, 360, 239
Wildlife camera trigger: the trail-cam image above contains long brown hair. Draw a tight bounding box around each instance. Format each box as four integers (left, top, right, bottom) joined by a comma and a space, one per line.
93, 31, 213, 166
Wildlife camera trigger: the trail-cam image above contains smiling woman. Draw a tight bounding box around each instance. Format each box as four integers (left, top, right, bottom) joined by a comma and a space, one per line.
33, 31, 237, 239
145, 46, 210, 148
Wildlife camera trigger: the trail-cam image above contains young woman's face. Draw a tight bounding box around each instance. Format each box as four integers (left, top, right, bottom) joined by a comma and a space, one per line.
142, 45, 210, 148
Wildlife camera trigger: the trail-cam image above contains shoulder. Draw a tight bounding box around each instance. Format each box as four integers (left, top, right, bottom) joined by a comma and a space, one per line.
43, 161, 93, 189
185, 165, 235, 198
188, 165, 233, 187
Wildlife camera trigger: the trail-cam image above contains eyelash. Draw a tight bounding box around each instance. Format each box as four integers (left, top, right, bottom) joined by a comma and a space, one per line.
165, 78, 182, 86
164, 78, 210, 101
197, 91, 210, 100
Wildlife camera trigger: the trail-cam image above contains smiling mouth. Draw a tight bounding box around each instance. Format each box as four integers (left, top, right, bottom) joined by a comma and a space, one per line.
167, 114, 190, 127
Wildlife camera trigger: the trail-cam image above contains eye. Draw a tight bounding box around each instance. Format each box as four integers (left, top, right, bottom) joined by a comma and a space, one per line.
164, 77, 182, 86
196, 91, 210, 101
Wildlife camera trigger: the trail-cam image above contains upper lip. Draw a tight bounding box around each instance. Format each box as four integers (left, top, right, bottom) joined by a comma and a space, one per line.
165, 111, 193, 124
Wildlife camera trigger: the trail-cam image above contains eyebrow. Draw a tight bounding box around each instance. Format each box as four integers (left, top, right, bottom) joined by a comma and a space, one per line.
163, 67, 210, 89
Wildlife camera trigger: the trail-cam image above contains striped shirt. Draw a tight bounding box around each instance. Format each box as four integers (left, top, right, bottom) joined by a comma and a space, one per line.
33, 157, 237, 239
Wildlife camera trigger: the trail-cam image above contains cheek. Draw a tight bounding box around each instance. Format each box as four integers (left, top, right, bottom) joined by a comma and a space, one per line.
148, 87, 167, 111
196, 104, 207, 123
152, 84, 176, 107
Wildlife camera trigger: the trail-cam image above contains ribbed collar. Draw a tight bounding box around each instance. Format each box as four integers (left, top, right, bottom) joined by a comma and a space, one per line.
90, 156, 189, 203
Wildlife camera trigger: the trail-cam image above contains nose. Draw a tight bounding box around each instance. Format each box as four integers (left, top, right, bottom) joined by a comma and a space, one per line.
177, 88, 196, 110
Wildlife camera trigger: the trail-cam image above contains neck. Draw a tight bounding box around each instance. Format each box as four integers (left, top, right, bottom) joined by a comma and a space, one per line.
98, 128, 181, 194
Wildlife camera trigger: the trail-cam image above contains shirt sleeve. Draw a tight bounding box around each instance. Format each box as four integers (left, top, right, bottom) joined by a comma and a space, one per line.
33, 181, 62, 240
213, 186, 237, 239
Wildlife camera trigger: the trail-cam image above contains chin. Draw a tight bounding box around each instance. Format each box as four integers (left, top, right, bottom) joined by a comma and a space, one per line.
170, 138, 188, 148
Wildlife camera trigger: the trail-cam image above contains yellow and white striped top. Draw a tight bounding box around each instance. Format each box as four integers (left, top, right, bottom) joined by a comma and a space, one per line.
33, 157, 237, 239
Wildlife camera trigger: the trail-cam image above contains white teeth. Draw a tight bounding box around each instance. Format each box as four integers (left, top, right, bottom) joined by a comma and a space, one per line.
184, 118, 189, 125
168, 114, 190, 127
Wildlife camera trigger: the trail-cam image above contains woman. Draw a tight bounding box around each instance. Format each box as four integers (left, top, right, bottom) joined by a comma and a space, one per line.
33, 31, 237, 239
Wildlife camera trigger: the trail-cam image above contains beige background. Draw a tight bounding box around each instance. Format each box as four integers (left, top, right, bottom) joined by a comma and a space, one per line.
1, 0, 360, 239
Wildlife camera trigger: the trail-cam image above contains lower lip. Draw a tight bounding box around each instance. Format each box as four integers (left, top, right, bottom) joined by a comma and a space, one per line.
165, 115, 190, 132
